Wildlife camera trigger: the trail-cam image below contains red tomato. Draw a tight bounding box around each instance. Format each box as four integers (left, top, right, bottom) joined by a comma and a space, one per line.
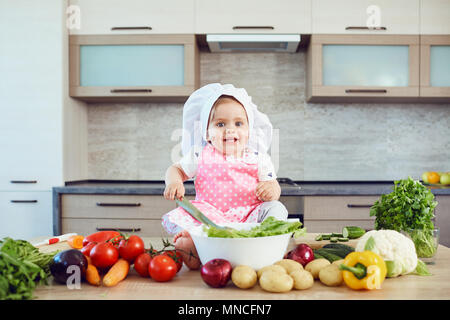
148, 255, 177, 282
134, 253, 152, 277
90, 242, 119, 269
118, 235, 145, 263
162, 250, 183, 272
80, 242, 97, 257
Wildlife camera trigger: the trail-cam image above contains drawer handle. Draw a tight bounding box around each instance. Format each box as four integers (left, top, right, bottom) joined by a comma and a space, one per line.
345, 89, 387, 94
96, 227, 141, 232
10, 200, 38, 203
232, 26, 275, 30
111, 26, 152, 31
10, 180, 37, 184
110, 89, 152, 93
347, 204, 373, 208
96, 202, 141, 207
345, 26, 387, 31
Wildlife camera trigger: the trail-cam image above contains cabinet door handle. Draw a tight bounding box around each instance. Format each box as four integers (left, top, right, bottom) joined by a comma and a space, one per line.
111, 26, 152, 31
110, 89, 152, 93
232, 26, 275, 30
345, 89, 387, 94
96, 202, 141, 207
10, 180, 37, 184
10, 200, 38, 203
347, 204, 373, 208
345, 26, 387, 31
96, 227, 141, 232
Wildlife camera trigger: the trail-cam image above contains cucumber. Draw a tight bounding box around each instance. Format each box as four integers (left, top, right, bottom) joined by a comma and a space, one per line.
322, 243, 355, 256
342, 226, 366, 239
315, 234, 323, 241
330, 237, 338, 243
331, 233, 344, 238
313, 251, 325, 260
338, 237, 349, 242
314, 249, 343, 263
321, 234, 331, 240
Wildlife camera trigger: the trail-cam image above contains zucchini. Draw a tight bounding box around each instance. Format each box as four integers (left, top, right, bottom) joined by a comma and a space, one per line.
322, 243, 355, 257
314, 249, 343, 263
342, 226, 366, 239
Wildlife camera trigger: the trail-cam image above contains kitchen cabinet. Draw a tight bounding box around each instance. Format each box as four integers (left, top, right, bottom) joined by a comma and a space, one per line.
420, 0, 450, 34
0, 0, 88, 239
69, 34, 200, 102
195, 0, 311, 34
59, 194, 173, 237
312, 0, 420, 35
420, 35, 450, 101
68, 0, 195, 35
306, 34, 420, 102
302, 196, 378, 233
0, 192, 53, 239
435, 195, 450, 247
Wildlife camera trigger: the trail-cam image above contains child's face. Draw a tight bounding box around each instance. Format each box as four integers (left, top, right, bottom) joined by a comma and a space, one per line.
207, 97, 249, 157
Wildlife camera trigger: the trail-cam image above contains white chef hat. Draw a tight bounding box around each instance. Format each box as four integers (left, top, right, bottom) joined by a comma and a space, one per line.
181, 83, 273, 156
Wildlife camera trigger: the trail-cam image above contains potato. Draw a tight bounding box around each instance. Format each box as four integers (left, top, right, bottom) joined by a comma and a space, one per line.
274, 259, 303, 274
305, 258, 330, 279
290, 270, 314, 290
259, 271, 294, 293
332, 259, 345, 267
319, 264, 343, 287
231, 265, 257, 289
257, 264, 286, 279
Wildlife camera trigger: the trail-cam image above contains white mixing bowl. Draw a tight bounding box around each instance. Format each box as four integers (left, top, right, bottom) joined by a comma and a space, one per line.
189, 219, 298, 270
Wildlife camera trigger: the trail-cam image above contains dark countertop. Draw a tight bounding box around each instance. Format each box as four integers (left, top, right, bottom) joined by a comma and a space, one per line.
53, 179, 450, 196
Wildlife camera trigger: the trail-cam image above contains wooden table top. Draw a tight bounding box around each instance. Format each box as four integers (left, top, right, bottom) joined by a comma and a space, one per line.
32, 236, 450, 300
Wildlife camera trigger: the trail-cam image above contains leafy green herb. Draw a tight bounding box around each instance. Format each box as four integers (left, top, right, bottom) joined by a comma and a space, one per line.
0, 237, 58, 300
370, 177, 438, 258
205, 217, 305, 238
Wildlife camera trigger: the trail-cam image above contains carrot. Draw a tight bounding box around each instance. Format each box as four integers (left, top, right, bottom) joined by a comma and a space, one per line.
103, 259, 130, 287
84, 255, 101, 286
68, 235, 84, 249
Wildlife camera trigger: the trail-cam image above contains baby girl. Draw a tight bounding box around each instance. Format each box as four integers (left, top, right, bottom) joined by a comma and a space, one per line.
162, 83, 288, 269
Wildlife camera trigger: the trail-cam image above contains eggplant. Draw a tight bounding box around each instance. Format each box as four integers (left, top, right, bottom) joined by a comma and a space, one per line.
50, 249, 88, 284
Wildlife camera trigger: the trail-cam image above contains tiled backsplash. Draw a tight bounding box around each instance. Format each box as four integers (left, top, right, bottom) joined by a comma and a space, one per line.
88, 51, 450, 181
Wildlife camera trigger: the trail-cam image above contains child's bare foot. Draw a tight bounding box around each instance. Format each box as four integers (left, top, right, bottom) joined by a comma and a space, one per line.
173, 230, 201, 270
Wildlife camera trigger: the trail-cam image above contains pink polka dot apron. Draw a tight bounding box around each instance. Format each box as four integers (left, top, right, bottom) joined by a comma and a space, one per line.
162, 143, 263, 234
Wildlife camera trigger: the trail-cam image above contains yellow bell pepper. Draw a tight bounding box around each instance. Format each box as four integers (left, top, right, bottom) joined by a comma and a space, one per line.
339, 251, 387, 290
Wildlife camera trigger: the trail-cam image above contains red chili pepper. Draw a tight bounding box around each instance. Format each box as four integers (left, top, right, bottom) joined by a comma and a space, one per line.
82, 231, 122, 247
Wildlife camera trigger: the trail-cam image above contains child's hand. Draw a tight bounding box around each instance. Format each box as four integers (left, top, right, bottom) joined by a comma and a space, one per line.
164, 182, 185, 201
256, 180, 281, 202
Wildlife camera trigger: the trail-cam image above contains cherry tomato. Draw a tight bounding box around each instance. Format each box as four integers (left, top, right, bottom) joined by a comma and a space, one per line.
90, 242, 119, 269
80, 242, 97, 257
148, 255, 177, 282
118, 235, 145, 263
162, 250, 183, 272
134, 252, 152, 277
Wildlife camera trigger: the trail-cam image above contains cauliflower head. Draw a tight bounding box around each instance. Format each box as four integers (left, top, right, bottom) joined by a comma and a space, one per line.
355, 230, 418, 277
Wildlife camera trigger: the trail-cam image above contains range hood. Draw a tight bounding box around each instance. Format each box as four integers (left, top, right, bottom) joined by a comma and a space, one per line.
206, 34, 301, 53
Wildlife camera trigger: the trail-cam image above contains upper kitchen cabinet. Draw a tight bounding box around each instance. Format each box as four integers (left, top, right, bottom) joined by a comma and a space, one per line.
420, 35, 450, 101
306, 35, 420, 102
69, 34, 200, 102
312, 0, 420, 34
68, 0, 195, 34
195, 0, 311, 34
420, 0, 450, 34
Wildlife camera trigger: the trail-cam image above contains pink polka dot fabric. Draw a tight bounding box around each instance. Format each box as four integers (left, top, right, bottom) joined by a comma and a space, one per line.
162, 143, 263, 234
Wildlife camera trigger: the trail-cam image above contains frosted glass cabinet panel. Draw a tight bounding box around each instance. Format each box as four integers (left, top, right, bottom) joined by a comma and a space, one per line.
80, 45, 184, 87
322, 45, 409, 87
306, 35, 420, 102
420, 35, 450, 100
429, 46, 450, 87
70, 35, 199, 102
